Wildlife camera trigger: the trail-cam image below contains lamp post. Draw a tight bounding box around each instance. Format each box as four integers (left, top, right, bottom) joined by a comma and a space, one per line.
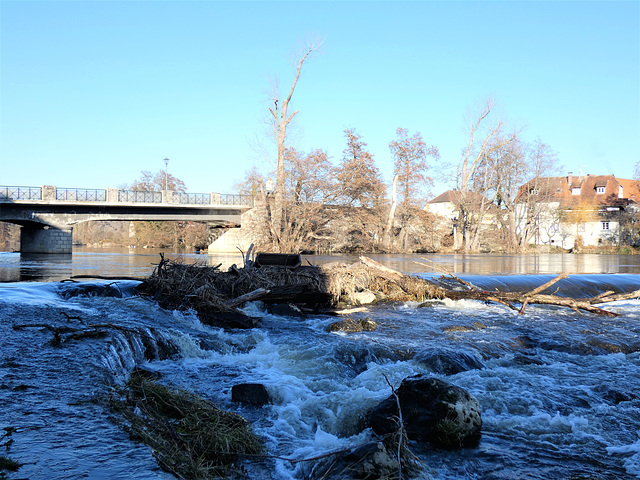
163, 158, 169, 190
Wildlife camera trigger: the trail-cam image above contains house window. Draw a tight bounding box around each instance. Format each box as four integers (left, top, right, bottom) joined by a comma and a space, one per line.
529, 188, 539, 195
602, 222, 610, 230
596, 186, 605, 194
572, 187, 581, 195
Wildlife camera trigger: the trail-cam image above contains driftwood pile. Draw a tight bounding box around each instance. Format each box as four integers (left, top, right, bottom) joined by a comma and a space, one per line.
135, 254, 640, 328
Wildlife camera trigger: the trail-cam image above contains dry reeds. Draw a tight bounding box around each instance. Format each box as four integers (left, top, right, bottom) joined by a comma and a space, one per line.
136, 255, 447, 326
321, 259, 446, 305
115, 371, 263, 480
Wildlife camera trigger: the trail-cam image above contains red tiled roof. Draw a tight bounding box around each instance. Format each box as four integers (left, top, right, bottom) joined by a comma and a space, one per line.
518, 174, 640, 206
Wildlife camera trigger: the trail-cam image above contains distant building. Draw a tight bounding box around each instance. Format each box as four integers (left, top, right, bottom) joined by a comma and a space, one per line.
516, 173, 640, 249
425, 189, 498, 249
425, 190, 491, 220
424, 190, 461, 220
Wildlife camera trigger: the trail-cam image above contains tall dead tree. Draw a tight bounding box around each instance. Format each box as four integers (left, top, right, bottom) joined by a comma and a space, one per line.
388, 127, 439, 250
268, 40, 322, 248
456, 99, 517, 251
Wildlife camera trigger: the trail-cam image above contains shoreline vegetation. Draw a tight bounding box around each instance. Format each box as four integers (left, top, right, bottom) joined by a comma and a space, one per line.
3, 218, 640, 256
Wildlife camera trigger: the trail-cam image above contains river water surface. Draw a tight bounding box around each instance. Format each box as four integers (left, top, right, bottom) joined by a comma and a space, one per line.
1, 248, 639, 479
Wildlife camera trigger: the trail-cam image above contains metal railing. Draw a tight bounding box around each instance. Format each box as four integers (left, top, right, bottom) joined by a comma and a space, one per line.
118, 190, 162, 203
56, 188, 107, 202
220, 194, 253, 206
174, 192, 211, 205
0, 185, 254, 207
0, 186, 42, 201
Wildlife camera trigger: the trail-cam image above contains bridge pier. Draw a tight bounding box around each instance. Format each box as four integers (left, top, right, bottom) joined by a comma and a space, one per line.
20, 226, 73, 254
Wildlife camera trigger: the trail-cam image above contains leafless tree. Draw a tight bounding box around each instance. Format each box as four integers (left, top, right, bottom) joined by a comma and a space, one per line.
389, 127, 439, 208
277, 148, 339, 252
234, 166, 265, 197
336, 128, 385, 208
455, 99, 517, 251
125, 170, 187, 192
268, 39, 323, 242
387, 128, 439, 250
510, 139, 563, 250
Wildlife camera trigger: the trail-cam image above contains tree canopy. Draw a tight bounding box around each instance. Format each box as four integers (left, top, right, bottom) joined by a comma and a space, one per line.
336, 129, 385, 208
126, 170, 187, 193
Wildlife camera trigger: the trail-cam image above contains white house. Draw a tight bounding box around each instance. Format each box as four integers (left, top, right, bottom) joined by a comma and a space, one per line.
515, 173, 639, 249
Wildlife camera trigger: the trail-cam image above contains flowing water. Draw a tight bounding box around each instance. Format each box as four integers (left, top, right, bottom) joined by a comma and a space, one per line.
1, 249, 640, 479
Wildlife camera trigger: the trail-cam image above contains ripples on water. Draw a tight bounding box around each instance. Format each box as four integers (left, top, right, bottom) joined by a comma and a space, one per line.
1, 252, 640, 479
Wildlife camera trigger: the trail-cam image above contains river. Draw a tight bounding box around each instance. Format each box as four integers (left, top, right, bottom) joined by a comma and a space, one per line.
1, 248, 639, 479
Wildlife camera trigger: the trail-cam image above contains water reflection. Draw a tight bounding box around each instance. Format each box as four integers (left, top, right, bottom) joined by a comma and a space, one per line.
0, 247, 245, 282
1, 248, 640, 282
0, 252, 73, 282
302, 252, 640, 275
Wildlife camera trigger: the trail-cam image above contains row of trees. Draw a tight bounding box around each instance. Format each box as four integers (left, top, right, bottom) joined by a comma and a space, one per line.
235, 40, 565, 253
235, 125, 446, 253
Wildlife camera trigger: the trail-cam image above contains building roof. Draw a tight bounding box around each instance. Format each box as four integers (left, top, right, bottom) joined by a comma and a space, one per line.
428, 190, 460, 204
427, 189, 487, 205
517, 174, 640, 206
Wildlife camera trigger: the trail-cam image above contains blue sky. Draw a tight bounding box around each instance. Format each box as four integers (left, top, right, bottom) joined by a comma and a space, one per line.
1, 1, 638, 197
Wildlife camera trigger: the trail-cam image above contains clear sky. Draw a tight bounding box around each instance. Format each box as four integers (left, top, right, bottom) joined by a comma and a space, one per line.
1, 1, 638, 197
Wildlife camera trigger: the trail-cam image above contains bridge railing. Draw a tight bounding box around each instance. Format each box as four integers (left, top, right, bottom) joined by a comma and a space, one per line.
174, 192, 211, 205
118, 190, 163, 203
56, 188, 107, 202
0, 185, 254, 207
220, 194, 254, 206
0, 186, 42, 201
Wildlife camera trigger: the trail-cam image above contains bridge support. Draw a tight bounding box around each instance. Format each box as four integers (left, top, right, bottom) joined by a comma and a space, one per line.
20, 226, 73, 254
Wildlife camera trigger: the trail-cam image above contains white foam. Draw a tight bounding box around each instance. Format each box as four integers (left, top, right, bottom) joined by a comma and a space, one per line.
606, 434, 640, 477
0, 281, 62, 305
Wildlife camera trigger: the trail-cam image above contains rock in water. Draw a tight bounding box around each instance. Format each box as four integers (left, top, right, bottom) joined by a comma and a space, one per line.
414, 347, 485, 375
231, 383, 271, 406
367, 375, 482, 449
327, 317, 378, 333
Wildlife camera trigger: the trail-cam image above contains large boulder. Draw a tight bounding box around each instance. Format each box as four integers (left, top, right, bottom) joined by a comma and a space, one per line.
414, 347, 485, 375
231, 383, 271, 406
367, 375, 482, 449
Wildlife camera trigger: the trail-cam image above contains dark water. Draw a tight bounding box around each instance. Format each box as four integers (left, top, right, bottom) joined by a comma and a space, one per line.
1, 249, 639, 479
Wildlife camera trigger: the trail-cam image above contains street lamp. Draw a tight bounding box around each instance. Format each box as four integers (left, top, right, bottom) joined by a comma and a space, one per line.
163, 158, 169, 190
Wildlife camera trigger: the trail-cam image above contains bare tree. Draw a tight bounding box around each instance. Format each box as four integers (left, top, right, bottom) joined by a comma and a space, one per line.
126, 170, 187, 192
389, 127, 439, 208
511, 139, 563, 250
277, 148, 339, 252
268, 39, 323, 242
285, 148, 336, 204
336, 128, 385, 208
234, 166, 264, 197
455, 99, 517, 251
387, 128, 439, 250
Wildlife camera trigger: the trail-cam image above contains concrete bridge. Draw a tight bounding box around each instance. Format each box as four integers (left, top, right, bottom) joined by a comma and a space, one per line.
0, 185, 253, 253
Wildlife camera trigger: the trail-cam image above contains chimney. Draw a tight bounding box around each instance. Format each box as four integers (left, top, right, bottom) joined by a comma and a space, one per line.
567, 172, 573, 186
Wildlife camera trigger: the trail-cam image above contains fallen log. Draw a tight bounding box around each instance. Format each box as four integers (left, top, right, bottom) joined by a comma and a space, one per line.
363, 258, 635, 317
444, 289, 621, 317
223, 288, 270, 308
